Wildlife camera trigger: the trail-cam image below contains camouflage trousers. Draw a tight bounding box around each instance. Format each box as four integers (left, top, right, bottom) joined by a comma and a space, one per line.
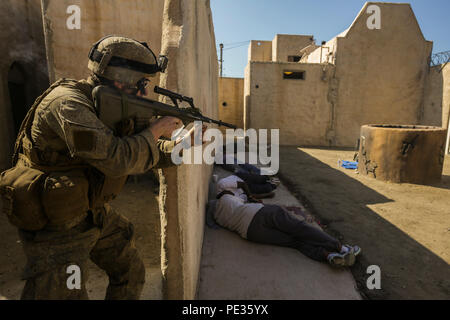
18, 204, 145, 300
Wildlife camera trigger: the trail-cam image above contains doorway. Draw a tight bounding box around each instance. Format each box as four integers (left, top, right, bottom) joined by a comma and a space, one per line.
8, 62, 29, 136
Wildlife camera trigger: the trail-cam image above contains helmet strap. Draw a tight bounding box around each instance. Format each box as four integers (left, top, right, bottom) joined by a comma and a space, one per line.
96, 49, 113, 75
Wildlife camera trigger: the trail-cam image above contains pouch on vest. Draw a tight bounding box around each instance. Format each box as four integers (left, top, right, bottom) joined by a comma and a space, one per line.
0, 164, 48, 231
41, 169, 90, 230
87, 168, 127, 209
1, 78, 89, 232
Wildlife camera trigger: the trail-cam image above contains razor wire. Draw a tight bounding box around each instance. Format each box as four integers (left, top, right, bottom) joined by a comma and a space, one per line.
430, 50, 450, 68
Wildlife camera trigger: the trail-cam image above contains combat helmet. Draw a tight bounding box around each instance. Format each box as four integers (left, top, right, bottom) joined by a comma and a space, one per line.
88, 35, 168, 86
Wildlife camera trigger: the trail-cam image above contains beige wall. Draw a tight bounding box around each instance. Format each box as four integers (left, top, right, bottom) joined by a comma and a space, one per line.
330, 2, 432, 147
306, 36, 338, 64
443, 64, 450, 131
0, 0, 48, 170
244, 63, 251, 131
272, 34, 314, 62
245, 62, 334, 146
218, 77, 244, 131
158, 0, 218, 299
299, 44, 320, 62
248, 40, 272, 62
41, 0, 164, 100
246, 2, 433, 147
423, 63, 450, 129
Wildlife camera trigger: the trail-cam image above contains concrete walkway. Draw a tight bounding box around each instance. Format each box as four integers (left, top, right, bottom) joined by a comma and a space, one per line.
198, 166, 361, 300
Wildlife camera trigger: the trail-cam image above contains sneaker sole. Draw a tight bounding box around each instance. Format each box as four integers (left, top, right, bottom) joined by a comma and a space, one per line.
329, 255, 346, 267
344, 252, 356, 266
353, 246, 361, 257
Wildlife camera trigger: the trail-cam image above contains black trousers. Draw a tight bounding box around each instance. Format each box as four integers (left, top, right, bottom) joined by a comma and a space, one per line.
247, 205, 341, 262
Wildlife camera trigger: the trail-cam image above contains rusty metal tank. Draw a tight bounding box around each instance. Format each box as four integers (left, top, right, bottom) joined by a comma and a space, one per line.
357, 125, 447, 184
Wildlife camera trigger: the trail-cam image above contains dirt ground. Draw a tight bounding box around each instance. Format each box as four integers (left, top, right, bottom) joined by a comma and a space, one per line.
0, 173, 162, 300
278, 147, 450, 300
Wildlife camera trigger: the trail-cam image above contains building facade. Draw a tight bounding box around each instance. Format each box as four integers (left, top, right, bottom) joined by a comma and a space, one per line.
244, 2, 440, 148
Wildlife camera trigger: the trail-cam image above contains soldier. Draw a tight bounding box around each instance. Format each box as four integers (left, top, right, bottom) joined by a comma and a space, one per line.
7, 36, 190, 299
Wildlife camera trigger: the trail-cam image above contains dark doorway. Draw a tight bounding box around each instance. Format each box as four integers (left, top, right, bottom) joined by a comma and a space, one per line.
283, 70, 306, 80
288, 55, 302, 62
8, 62, 28, 135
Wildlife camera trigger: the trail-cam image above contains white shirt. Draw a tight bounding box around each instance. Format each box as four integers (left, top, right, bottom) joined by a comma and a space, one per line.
216, 175, 247, 201
214, 194, 263, 239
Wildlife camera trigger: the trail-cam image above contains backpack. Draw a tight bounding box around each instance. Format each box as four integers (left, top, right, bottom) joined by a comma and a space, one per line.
0, 79, 71, 230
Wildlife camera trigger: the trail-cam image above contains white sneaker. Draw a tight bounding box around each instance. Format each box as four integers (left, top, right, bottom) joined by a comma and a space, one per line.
342, 244, 361, 257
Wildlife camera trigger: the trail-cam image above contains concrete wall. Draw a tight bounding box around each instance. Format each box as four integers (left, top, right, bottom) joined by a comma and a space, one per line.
41, 0, 164, 100
423, 63, 450, 129
158, 0, 218, 299
272, 34, 314, 63
306, 36, 339, 64
0, 0, 49, 170
245, 2, 433, 147
244, 63, 251, 131
327, 2, 433, 147
299, 44, 320, 63
245, 62, 334, 146
248, 40, 272, 62
218, 77, 244, 131
442, 64, 450, 131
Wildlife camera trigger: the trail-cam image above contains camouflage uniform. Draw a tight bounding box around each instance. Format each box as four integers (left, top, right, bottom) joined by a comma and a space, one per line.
16, 77, 173, 300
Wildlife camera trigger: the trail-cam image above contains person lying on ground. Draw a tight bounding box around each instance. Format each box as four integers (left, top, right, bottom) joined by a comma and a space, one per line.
216, 174, 278, 199
211, 177, 361, 267
218, 153, 266, 176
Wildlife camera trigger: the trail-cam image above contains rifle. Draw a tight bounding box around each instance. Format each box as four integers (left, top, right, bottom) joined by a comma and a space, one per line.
92, 85, 236, 136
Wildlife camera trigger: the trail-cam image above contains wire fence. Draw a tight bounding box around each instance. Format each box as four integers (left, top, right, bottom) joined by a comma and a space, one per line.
430, 50, 450, 67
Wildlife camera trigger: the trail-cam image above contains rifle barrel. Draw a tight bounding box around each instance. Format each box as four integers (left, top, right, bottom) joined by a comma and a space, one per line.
203, 117, 237, 129
153, 86, 236, 129
154, 86, 183, 101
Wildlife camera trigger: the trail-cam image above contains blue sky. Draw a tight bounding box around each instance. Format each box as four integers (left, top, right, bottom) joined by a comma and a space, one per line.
211, 0, 450, 78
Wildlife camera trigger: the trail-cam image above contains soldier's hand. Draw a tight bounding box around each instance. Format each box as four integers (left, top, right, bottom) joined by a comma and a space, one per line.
174, 123, 208, 146
149, 116, 182, 140
189, 124, 208, 146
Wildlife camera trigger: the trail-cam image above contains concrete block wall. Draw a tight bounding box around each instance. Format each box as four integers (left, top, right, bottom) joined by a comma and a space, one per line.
248, 40, 272, 62
330, 2, 433, 147
218, 77, 244, 131
245, 2, 434, 148
158, 0, 218, 299
41, 0, 164, 100
245, 62, 334, 146
423, 63, 450, 129
272, 34, 314, 63
306, 37, 338, 64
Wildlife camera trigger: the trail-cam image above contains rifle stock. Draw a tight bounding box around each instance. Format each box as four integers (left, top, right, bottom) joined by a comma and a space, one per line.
92, 85, 237, 135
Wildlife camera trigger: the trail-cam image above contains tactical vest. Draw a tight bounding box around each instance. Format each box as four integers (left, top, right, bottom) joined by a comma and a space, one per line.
1, 78, 127, 231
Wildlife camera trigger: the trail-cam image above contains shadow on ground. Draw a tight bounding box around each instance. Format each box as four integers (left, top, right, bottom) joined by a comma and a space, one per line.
278, 146, 450, 299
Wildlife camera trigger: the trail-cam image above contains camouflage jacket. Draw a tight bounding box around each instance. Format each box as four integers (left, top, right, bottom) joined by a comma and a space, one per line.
29, 78, 174, 175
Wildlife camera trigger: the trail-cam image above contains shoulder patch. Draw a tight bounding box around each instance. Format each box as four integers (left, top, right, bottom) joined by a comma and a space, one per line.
72, 129, 95, 152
